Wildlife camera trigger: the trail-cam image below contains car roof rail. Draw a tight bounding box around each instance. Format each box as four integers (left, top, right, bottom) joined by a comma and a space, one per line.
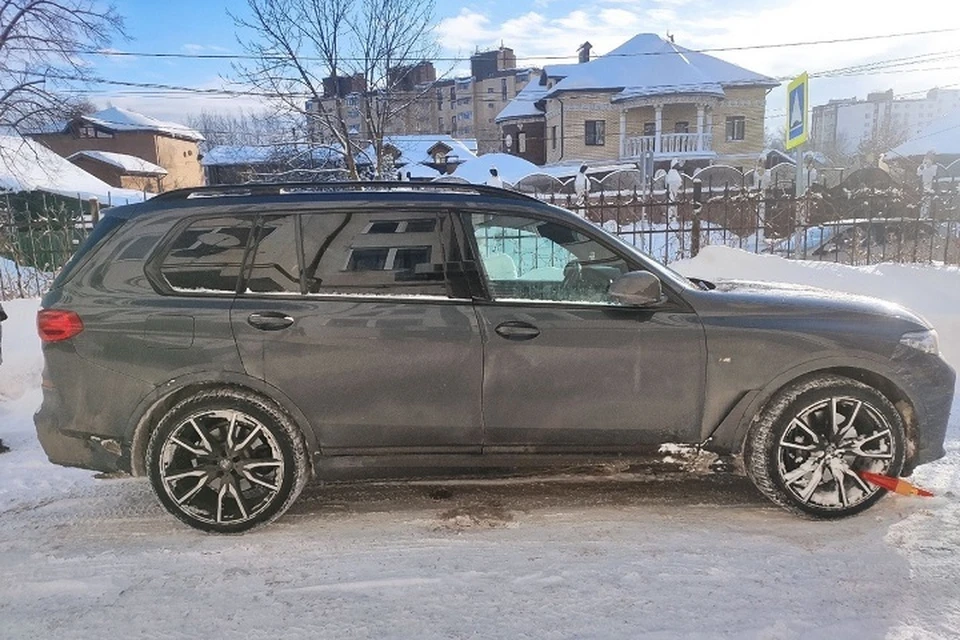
148, 181, 539, 204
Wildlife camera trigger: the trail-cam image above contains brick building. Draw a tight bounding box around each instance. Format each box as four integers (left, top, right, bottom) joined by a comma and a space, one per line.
497, 34, 777, 170
29, 107, 205, 191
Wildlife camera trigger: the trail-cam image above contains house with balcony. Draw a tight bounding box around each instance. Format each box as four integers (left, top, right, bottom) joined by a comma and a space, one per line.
497, 34, 778, 170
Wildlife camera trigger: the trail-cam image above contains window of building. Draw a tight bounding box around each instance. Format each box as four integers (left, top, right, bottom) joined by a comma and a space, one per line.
519, 132, 527, 153
487, 87, 494, 94
585, 120, 605, 146
439, 117, 444, 131
643, 122, 656, 136
674, 121, 689, 134
159, 215, 254, 293
501, 78, 508, 100
551, 125, 558, 150
725, 116, 746, 142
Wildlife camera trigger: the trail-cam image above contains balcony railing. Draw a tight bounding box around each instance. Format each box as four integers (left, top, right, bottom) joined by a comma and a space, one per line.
623, 132, 713, 158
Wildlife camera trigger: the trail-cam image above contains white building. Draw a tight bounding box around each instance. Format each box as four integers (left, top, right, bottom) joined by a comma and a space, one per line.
812, 88, 960, 154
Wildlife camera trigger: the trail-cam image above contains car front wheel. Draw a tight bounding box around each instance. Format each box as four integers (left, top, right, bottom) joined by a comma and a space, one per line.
147, 388, 309, 533
744, 374, 905, 519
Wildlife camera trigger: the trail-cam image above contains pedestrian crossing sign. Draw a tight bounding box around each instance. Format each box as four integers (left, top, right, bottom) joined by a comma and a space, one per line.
786, 72, 809, 150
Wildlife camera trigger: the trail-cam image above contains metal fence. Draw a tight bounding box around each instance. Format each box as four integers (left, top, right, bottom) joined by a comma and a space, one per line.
539, 183, 960, 268
0, 192, 97, 299
2, 182, 959, 300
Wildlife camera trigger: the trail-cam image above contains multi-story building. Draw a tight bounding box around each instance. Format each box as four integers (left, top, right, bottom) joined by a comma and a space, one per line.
305, 47, 536, 154
29, 106, 205, 191
496, 33, 777, 169
812, 88, 960, 155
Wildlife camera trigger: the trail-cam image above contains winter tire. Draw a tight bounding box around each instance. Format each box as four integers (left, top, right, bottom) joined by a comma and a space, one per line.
147, 388, 309, 533
744, 374, 905, 519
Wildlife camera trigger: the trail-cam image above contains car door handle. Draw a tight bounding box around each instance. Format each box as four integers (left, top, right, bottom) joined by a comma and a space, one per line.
494, 321, 541, 341
248, 312, 294, 331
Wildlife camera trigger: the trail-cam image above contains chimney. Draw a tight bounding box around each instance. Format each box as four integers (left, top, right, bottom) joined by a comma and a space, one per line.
578, 41, 592, 64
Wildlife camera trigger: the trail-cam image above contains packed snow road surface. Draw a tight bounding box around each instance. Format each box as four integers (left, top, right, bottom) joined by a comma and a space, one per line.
2, 249, 960, 639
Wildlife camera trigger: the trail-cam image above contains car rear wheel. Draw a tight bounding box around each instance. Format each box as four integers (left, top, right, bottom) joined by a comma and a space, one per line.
744, 374, 905, 519
147, 388, 309, 533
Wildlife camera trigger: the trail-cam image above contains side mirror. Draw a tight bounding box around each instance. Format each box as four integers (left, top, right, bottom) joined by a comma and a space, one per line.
609, 271, 664, 307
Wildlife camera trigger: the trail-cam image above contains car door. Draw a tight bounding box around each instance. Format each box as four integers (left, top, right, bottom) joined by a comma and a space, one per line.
462, 210, 706, 451
230, 209, 483, 454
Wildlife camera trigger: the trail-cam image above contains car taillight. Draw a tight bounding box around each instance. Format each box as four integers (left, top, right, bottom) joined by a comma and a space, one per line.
37, 309, 84, 342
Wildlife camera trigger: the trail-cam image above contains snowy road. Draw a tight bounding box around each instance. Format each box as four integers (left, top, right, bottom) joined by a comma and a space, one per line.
3, 250, 960, 639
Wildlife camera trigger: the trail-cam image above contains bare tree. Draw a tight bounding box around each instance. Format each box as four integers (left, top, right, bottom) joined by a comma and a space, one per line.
0, 1, 125, 133
232, 0, 437, 179
187, 109, 297, 150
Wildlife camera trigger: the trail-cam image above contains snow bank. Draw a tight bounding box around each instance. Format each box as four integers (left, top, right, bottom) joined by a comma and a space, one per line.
675, 246, 960, 369
0, 298, 41, 401
451, 153, 541, 185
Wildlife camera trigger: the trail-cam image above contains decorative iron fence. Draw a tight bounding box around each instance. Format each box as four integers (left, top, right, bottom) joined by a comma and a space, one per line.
1, 182, 958, 300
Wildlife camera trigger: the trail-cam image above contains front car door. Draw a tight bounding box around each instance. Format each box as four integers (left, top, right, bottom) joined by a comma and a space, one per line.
462, 210, 706, 451
231, 208, 483, 454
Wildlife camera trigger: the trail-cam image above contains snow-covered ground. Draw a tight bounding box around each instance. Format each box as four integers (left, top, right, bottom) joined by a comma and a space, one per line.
2, 250, 959, 639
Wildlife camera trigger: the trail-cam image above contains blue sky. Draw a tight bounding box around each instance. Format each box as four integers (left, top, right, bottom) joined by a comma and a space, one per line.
90, 0, 960, 132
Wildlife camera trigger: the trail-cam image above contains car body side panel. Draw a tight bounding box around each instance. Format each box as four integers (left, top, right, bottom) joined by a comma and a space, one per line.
476, 303, 706, 448
231, 297, 484, 452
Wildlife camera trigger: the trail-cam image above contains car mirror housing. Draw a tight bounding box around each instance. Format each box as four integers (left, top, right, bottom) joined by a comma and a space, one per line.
609, 271, 664, 307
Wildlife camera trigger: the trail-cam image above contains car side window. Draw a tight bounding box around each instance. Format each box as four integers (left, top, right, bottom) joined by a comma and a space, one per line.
469, 213, 631, 304
245, 215, 300, 294
298, 211, 454, 298
159, 215, 253, 293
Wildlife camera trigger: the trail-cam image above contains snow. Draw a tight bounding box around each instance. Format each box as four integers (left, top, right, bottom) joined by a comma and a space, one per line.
450, 152, 541, 185
2, 249, 960, 638
496, 80, 549, 123
67, 150, 168, 176
360, 135, 478, 167
201, 144, 280, 167
543, 34, 777, 101
82, 106, 204, 142
0, 135, 150, 204
396, 162, 440, 179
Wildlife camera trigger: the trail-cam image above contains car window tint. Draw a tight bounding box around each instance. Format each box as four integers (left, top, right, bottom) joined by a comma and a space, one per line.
160, 215, 253, 293
246, 215, 300, 294
470, 213, 630, 304
300, 211, 451, 297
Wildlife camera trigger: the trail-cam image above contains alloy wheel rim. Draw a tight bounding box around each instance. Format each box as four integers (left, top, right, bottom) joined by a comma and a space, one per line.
158, 409, 285, 525
777, 396, 895, 510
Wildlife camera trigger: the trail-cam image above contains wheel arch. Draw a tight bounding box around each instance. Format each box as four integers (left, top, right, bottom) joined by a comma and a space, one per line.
706, 357, 918, 468
125, 373, 319, 477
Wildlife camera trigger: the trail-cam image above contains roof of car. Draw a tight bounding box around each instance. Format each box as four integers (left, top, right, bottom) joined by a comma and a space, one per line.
103, 181, 568, 222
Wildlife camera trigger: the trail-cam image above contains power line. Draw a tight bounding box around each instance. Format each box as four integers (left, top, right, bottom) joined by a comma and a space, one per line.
10, 27, 960, 64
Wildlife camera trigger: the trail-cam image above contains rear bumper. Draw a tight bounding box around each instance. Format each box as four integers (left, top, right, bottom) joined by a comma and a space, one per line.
34, 386, 127, 474
895, 347, 956, 474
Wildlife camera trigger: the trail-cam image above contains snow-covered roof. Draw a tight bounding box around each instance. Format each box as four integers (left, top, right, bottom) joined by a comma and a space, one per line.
361, 135, 478, 166
0, 135, 149, 204
397, 163, 440, 179
888, 109, 960, 158
68, 150, 168, 176
544, 34, 777, 100
202, 145, 281, 167
496, 81, 550, 123
79, 107, 204, 142
450, 153, 541, 185
202, 144, 347, 167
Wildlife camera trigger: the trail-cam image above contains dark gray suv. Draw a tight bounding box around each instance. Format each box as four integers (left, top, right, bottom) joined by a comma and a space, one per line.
35, 183, 955, 532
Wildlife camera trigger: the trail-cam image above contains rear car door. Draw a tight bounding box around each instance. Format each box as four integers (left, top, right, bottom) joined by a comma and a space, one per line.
463, 210, 706, 451
230, 208, 483, 454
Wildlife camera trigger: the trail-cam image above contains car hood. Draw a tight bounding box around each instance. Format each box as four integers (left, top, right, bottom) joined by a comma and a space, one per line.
698, 279, 931, 329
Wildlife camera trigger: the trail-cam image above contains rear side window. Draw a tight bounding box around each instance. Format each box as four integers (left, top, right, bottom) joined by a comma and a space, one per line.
298, 211, 450, 297
159, 215, 253, 293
